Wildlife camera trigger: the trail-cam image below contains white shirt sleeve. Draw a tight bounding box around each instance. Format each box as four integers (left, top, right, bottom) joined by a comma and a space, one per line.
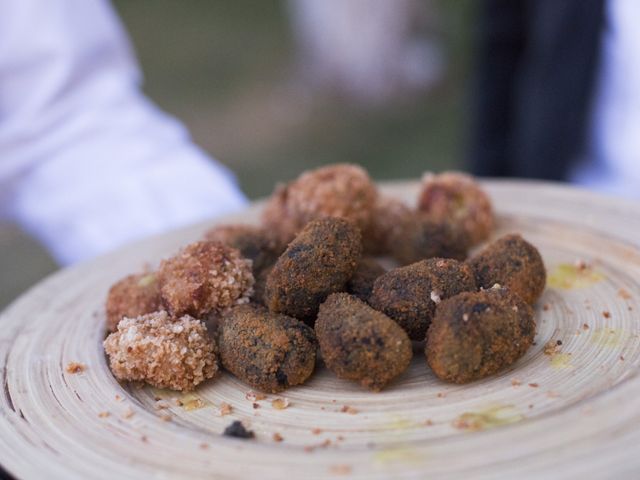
0, 0, 248, 265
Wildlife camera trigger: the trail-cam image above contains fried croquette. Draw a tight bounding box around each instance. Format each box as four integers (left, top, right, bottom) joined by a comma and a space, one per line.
426, 287, 535, 383
468, 233, 546, 304
264, 217, 362, 322
105, 272, 162, 332
390, 213, 470, 265
362, 195, 412, 255
369, 258, 476, 340
158, 241, 254, 318
103, 311, 219, 391
417, 171, 495, 245
218, 304, 317, 393
315, 293, 412, 391
262, 164, 377, 247
346, 257, 386, 302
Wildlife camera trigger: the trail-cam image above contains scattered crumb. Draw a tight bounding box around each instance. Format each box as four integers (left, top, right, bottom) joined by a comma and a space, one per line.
619, 288, 632, 300
528, 383, 539, 388
511, 379, 522, 387
273, 433, 284, 442
542, 304, 550, 311
620, 355, 625, 361
245, 391, 266, 402
98, 411, 110, 418
214, 402, 233, 417
159, 413, 172, 422
200, 443, 209, 450
424, 419, 434, 426
271, 398, 290, 410
528, 404, 534, 409
557, 340, 563, 346
602, 311, 611, 319
329, 465, 352, 475
66, 362, 86, 374
154, 400, 170, 410
141, 435, 148, 443
574, 259, 588, 271
336, 435, 345, 441
543, 341, 559, 356
223, 421, 254, 439
304, 446, 314, 453
252, 403, 260, 409
115, 394, 122, 402
547, 391, 560, 398
437, 392, 446, 398
311, 428, 323, 435
122, 407, 135, 419
583, 323, 590, 330
340, 405, 358, 415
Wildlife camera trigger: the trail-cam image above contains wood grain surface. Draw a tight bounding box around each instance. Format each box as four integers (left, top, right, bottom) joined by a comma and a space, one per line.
1, 180, 640, 479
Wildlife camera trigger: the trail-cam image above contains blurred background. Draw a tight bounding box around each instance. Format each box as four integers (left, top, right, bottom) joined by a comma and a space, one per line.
0, 0, 474, 309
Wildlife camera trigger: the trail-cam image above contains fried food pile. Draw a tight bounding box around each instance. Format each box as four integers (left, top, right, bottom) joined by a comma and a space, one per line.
103, 165, 546, 392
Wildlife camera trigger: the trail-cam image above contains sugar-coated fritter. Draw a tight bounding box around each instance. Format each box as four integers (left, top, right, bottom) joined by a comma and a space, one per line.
417, 171, 495, 245
362, 195, 412, 255
426, 287, 535, 383
219, 304, 317, 393
315, 293, 412, 391
369, 258, 476, 340
105, 272, 162, 332
158, 241, 254, 318
468, 233, 546, 304
346, 257, 386, 302
390, 213, 470, 265
104, 311, 219, 391
262, 164, 377, 247
264, 217, 362, 322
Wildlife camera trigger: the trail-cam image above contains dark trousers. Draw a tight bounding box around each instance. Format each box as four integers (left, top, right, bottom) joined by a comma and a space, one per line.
468, 0, 605, 180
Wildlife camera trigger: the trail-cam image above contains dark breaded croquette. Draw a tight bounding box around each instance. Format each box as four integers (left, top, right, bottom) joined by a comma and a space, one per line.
264, 217, 362, 322
390, 213, 470, 265
203, 224, 281, 274
158, 241, 254, 318
362, 195, 412, 255
315, 293, 412, 391
369, 258, 476, 340
219, 304, 317, 393
468, 233, 546, 305
105, 272, 162, 332
103, 311, 219, 391
346, 257, 386, 302
261, 164, 377, 247
417, 171, 495, 245
426, 286, 535, 383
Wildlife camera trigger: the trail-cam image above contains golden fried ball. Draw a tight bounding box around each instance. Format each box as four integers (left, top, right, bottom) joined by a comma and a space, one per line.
362, 195, 412, 255
105, 272, 162, 332
158, 241, 254, 318
426, 287, 535, 383
316, 293, 412, 391
104, 311, 219, 391
219, 304, 317, 393
417, 172, 495, 245
262, 164, 377, 247
468, 233, 546, 304
369, 258, 476, 340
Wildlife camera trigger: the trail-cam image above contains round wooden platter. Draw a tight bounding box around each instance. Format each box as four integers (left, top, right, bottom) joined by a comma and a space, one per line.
2, 180, 640, 480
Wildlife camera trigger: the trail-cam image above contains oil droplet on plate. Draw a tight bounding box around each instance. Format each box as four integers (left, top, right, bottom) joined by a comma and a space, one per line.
452, 405, 524, 432
548, 263, 604, 290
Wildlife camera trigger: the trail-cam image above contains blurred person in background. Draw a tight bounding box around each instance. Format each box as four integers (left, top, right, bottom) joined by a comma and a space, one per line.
0, 0, 247, 266
470, 0, 640, 199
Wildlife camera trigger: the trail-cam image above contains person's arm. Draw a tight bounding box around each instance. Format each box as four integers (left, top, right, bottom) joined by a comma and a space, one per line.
0, 0, 247, 265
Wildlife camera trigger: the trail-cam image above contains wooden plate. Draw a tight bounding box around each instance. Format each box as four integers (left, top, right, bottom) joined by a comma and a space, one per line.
2, 180, 640, 479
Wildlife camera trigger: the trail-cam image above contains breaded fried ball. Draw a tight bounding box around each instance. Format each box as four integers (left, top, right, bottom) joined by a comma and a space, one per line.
346, 257, 386, 302
417, 172, 495, 245
158, 241, 254, 318
426, 287, 535, 383
262, 164, 377, 247
219, 304, 317, 393
103, 311, 219, 391
468, 233, 546, 304
362, 195, 412, 255
390, 213, 470, 265
369, 258, 476, 340
316, 293, 412, 391
203, 224, 281, 274
265, 217, 362, 322
105, 272, 162, 332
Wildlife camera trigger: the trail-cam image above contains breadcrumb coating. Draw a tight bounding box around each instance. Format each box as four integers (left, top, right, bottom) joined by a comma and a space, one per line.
362, 195, 412, 255
105, 272, 162, 332
417, 172, 495, 246
219, 304, 317, 393
104, 311, 219, 391
158, 241, 254, 318
316, 293, 412, 391
426, 287, 535, 383
262, 164, 377, 247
